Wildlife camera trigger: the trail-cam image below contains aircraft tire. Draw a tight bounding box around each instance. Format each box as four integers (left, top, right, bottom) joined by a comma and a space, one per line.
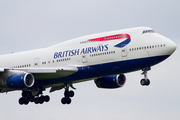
66, 98, 71, 104
24, 100, 29, 105
29, 95, 34, 102
44, 95, 50, 102
61, 97, 67, 104
69, 91, 74, 97
39, 96, 45, 104
140, 79, 146, 86
140, 79, 150, 86
146, 79, 150, 86
34, 98, 39, 104
19, 97, 25, 105
22, 91, 28, 98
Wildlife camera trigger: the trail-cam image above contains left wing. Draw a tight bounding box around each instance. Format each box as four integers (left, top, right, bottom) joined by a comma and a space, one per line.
0, 66, 78, 92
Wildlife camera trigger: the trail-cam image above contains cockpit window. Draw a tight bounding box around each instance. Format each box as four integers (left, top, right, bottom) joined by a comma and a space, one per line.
142, 30, 155, 34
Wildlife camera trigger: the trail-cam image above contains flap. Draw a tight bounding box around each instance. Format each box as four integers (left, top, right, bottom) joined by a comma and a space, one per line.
0, 68, 4, 72
11, 66, 78, 73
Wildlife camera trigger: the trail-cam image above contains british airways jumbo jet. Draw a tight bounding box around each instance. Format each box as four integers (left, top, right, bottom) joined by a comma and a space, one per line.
0, 27, 176, 105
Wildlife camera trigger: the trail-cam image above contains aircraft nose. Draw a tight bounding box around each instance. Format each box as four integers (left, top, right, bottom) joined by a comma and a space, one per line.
167, 40, 176, 55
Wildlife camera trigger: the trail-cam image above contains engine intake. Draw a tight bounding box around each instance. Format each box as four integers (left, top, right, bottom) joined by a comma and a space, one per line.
94, 74, 126, 88
4, 73, 35, 88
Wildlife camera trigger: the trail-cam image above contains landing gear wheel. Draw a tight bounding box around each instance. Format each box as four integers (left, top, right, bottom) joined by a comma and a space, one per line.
61, 97, 67, 104
44, 95, 50, 102
146, 79, 150, 86
39, 96, 45, 104
34, 97, 39, 104
140, 79, 150, 86
24, 100, 29, 105
22, 91, 31, 98
66, 98, 71, 104
61, 97, 71, 104
22, 91, 27, 98
19, 97, 25, 105
29, 96, 34, 102
140, 79, 146, 86
64, 90, 74, 98
69, 91, 74, 97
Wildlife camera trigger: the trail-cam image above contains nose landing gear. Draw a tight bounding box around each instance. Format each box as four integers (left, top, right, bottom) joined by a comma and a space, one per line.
140, 67, 151, 86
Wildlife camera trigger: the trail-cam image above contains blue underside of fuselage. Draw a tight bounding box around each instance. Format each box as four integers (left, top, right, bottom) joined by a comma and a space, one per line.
34, 55, 170, 87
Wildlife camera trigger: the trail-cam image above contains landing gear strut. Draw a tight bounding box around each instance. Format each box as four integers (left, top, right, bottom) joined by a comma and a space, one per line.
140, 67, 151, 86
61, 83, 75, 105
18, 88, 50, 105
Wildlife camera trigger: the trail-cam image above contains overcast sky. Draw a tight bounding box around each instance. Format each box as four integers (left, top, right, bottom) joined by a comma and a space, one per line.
0, 0, 180, 120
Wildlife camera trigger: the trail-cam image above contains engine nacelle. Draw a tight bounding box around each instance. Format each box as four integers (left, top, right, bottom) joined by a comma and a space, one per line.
3, 73, 35, 88
94, 74, 126, 88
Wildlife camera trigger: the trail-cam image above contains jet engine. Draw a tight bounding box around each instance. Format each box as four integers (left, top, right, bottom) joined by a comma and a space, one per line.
94, 74, 126, 88
3, 73, 35, 88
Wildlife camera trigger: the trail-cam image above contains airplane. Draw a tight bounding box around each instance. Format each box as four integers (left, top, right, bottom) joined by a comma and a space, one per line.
0, 27, 176, 105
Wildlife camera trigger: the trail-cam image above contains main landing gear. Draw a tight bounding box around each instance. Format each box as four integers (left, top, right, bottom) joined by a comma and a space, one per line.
140, 67, 151, 86
61, 83, 75, 105
18, 88, 50, 105
18, 83, 76, 105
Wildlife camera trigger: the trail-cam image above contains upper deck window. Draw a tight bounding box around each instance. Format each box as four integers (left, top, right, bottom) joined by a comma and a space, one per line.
142, 30, 155, 34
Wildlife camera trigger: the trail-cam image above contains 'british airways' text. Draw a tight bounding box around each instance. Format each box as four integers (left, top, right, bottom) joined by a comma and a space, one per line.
54, 44, 108, 59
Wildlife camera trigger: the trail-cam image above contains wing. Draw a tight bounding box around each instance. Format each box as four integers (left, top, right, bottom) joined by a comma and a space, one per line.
0, 66, 78, 92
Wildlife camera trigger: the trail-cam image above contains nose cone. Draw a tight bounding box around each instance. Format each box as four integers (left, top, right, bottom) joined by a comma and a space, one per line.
167, 40, 176, 55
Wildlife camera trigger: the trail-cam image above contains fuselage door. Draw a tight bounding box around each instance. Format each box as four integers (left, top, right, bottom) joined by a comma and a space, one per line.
82, 54, 88, 63
34, 58, 39, 67
121, 45, 127, 57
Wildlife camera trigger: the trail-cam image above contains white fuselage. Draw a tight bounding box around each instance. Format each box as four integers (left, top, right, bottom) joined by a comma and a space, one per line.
0, 27, 176, 88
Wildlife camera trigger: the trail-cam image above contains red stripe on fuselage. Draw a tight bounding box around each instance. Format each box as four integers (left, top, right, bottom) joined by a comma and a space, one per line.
88, 34, 130, 42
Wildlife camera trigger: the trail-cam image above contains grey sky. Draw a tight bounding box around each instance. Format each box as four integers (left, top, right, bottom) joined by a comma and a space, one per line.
0, 0, 179, 120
